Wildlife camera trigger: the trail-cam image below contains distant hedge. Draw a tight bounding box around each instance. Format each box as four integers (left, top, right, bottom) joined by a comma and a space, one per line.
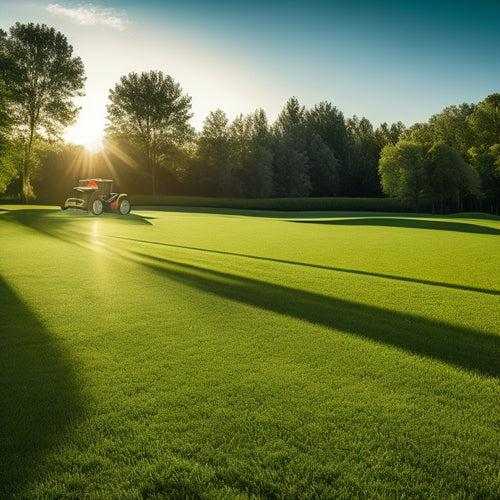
129, 195, 428, 212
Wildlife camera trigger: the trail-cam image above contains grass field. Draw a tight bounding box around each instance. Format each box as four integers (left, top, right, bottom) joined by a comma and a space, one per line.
1, 205, 499, 499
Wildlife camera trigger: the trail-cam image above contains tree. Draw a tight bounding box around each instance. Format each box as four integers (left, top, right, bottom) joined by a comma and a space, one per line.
274, 96, 307, 148
0, 23, 85, 202
468, 144, 500, 213
468, 94, 500, 148
272, 97, 311, 197
466, 94, 500, 212
233, 109, 273, 198
0, 78, 9, 138
306, 102, 356, 195
379, 141, 427, 210
347, 116, 383, 196
106, 70, 193, 195
0, 78, 17, 195
375, 121, 406, 148
428, 103, 476, 157
195, 109, 234, 196
308, 133, 339, 196
273, 138, 311, 197
427, 142, 479, 212
405, 122, 435, 147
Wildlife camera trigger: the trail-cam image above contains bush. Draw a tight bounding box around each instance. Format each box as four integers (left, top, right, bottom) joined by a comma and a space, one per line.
129, 195, 416, 212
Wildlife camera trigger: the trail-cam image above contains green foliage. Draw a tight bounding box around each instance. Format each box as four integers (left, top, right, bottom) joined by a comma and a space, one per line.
379, 141, 427, 210
0, 141, 20, 196
468, 93, 500, 148
380, 138, 482, 213
428, 103, 476, 157
305, 101, 356, 195
347, 116, 382, 196
106, 71, 194, 196
129, 194, 411, 212
0, 207, 499, 498
465, 95, 500, 212
468, 144, 500, 206
0, 23, 85, 203
0, 79, 9, 137
99, 91, 499, 212
374, 121, 406, 147
427, 142, 479, 211
237, 109, 274, 198
272, 97, 311, 197
195, 109, 234, 196
0, 78, 16, 195
308, 133, 339, 196
272, 137, 311, 197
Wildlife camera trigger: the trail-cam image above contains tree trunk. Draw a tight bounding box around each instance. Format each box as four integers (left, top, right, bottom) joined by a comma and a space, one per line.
22, 141, 32, 204
22, 117, 36, 204
152, 161, 156, 196
147, 143, 156, 196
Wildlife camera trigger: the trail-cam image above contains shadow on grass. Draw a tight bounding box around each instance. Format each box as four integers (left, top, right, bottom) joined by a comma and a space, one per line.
2, 207, 499, 378
106, 236, 500, 297
132, 251, 500, 379
294, 217, 500, 235
0, 276, 83, 497
1, 206, 153, 227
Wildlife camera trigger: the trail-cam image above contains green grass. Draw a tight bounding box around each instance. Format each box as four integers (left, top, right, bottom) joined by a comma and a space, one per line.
0, 205, 499, 499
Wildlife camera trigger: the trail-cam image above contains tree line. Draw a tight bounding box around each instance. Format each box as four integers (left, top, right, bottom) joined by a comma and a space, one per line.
1, 23, 499, 213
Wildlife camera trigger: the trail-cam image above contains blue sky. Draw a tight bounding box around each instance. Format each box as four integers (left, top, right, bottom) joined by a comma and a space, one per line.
1, 0, 499, 148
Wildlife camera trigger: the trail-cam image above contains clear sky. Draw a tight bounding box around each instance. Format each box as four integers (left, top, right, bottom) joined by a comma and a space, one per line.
1, 0, 499, 149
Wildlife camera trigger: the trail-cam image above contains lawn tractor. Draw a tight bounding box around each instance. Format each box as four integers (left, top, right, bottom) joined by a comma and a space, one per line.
62, 178, 131, 216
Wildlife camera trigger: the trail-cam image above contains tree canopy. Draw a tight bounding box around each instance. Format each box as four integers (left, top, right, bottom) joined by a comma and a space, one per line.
0, 23, 85, 202
106, 70, 194, 195
0, 21, 498, 213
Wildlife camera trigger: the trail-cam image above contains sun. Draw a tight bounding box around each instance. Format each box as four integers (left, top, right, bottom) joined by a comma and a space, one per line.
83, 136, 104, 154
63, 109, 106, 153
64, 125, 104, 153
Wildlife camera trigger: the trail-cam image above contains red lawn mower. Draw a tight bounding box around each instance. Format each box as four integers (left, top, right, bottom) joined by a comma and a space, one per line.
62, 178, 131, 216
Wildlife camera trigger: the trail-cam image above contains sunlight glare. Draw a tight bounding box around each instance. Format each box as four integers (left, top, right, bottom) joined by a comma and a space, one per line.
63, 99, 106, 153
84, 137, 104, 154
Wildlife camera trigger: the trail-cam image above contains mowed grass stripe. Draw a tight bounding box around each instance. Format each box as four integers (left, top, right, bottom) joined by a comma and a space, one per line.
0, 206, 499, 498
105, 234, 500, 296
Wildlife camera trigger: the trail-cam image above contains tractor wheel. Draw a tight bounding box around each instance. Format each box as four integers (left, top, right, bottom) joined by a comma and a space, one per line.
118, 198, 131, 215
90, 197, 104, 216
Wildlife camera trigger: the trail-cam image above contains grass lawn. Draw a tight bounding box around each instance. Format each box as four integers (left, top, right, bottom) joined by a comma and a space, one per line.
0, 205, 499, 499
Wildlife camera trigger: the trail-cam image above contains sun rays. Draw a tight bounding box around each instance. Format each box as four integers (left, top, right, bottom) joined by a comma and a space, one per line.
61, 138, 140, 184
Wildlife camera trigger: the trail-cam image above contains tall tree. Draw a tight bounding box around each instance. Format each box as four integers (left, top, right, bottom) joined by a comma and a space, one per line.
306, 101, 355, 195
0, 23, 85, 202
308, 133, 339, 196
106, 70, 193, 195
347, 116, 382, 196
468, 94, 500, 147
405, 122, 435, 147
274, 96, 307, 147
379, 141, 427, 210
467, 94, 500, 213
427, 142, 479, 212
196, 109, 234, 196
428, 103, 476, 157
233, 109, 273, 198
375, 121, 406, 148
273, 97, 311, 197
0, 78, 16, 195
468, 144, 500, 213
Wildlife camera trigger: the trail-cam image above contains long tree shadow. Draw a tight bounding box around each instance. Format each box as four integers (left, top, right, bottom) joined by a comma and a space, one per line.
0, 276, 83, 497
106, 236, 500, 296
294, 217, 500, 235
131, 251, 500, 379
0, 207, 153, 231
